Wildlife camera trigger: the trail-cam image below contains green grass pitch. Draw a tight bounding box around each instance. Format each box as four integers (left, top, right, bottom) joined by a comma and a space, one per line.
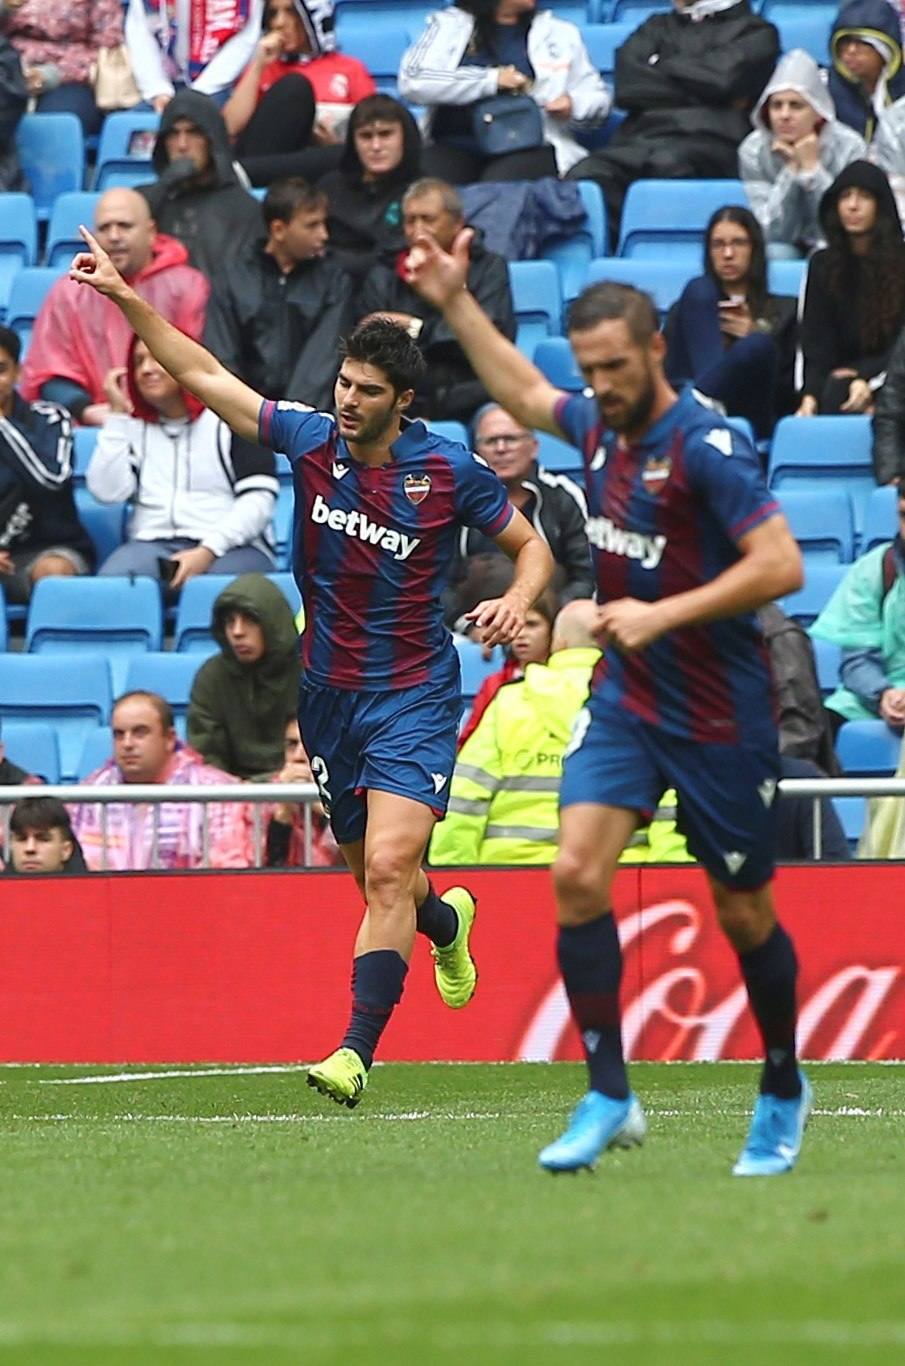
0, 1061, 902, 1365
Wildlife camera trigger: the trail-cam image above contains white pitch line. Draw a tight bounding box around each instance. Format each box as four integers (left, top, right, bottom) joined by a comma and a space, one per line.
39, 1064, 309, 1086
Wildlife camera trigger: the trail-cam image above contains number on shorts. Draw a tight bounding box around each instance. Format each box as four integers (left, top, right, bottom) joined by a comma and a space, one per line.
310, 755, 333, 813
563, 706, 591, 760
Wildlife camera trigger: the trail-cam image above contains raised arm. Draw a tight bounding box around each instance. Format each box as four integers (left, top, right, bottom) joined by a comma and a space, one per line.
406, 228, 565, 438
69, 227, 263, 443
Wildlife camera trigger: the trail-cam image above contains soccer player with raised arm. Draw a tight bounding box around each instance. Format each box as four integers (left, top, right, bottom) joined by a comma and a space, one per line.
70, 227, 553, 1110
406, 231, 810, 1177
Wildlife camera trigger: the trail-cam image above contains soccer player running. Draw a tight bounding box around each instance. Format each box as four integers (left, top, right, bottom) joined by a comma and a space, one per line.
70, 228, 553, 1110
407, 232, 811, 1177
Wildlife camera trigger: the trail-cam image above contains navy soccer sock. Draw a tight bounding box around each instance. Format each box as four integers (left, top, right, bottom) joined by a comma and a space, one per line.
341, 949, 408, 1070
557, 913, 629, 1101
415, 881, 458, 948
738, 922, 801, 1100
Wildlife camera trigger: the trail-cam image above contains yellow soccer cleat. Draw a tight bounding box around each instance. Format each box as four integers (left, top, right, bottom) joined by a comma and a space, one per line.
431, 887, 478, 1009
306, 1047, 368, 1109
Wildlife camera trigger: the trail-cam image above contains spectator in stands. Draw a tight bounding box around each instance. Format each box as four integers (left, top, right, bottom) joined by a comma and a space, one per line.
775, 757, 850, 862
812, 490, 905, 731
6, 0, 123, 137
739, 50, 866, 257
187, 573, 299, 781
223, 0, 375, 187
566, 0, 778, 242
265, 715, 342, 866
0, 3, 27, 192
873, 321, 905, 483
124, 0, 265, 113
445, 402, 592, 625
87, 336, 277, 585
71, 691, 253, 870
457, 584, 558, 748
0, 325, 94, 604
20, 189, 208, 428
759, 603, 841, 777
358, 179, 515, 424
318, 93, 422, 281
5, 796, 88, 874
398, 0, 609, 184
140, 89, 263, 279
871, 90, 905, 225
203, 176, 351, 410
797, 161, 905, 416
829, 0, 905, 143
664, 206, 797, 440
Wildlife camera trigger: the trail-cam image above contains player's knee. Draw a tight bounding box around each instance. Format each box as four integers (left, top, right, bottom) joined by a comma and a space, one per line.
714, 896, 771, 952
552, 846, 598, 906
364, 841, 416, 903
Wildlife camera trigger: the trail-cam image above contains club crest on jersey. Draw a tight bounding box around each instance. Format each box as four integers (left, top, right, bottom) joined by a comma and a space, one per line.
641, 454, 671, 495
403, 473, 431, 505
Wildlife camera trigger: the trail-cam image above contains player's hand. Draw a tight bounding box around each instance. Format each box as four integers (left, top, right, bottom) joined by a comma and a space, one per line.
70, 226, 132, 301
879, 687, 905, 727
596, 597, 667, 653
466, 593, 527, 648
404, 227, 473, 311
169, 545, 215, 589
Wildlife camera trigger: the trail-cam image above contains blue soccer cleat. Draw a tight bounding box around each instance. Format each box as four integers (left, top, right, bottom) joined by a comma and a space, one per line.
538, 1091, 647, 1173
733, 1073, 813, 1177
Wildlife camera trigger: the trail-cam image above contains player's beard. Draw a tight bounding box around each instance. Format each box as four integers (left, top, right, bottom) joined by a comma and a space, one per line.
600, 362, 656, 437
344, 402, 397, 448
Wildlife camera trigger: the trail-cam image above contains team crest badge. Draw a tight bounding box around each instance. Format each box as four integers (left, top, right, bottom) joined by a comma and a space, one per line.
404, 473, 431, 505
641, 454, 672, 495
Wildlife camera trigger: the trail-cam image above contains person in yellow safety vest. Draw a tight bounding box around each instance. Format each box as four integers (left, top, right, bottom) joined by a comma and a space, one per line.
430, 598, 693, 866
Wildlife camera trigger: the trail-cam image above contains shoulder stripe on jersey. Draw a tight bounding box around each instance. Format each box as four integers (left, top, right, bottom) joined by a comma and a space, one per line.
731, 500, 780, 540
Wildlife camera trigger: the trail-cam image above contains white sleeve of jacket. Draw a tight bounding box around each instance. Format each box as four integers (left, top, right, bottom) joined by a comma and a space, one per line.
200, 422, 277, 557
192, 0, 265, 95
86, 414, 140, 504
124, 0, 174, 102
564, 34, 611, 126
399, 15, 500, 106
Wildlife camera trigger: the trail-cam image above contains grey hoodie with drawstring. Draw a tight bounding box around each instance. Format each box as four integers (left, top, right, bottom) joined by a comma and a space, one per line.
739, 48, 866, 249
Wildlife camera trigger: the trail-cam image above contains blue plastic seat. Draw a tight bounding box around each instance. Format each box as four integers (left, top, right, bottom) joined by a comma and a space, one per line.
536, 430, 583, 476
543, 180, 608, 302
777, 488, 854, 564
618, 179, 749, 259
509, 260, 563, 354
124, 653, 204, 739
26, 575, 163, 695
836, 720, 902, 776
861, 485, 897, 555
0, 192, 37, 317
0, 720, 61, 784
174, 574, 236, 653
75, 726, 114, 781
454, 636, 502, 699
267, 571, 302, 615
832, 794, 866, 854
46, 191, 101, 268
73, 488, 127, 566
533, 336, 584, 391
610, 0, 670, 19
767, 258, 806, 299
767, 415, 875, 539
94, 110, 159, 191
340, 24, 410, 90
585, 256, 697, 316
6, 267, 63, 357
779, 562, 847, 627
15, 113, 85, 219
430, 420, 470, 448
810, 635, 841, 698
72, 427, 99, 483
0, 653, 112, 781
774, 14, 831, 64
581, 22, 635, 80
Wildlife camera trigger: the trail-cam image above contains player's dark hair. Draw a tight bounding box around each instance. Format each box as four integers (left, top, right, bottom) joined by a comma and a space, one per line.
113, 690, 175, 733
9, 797, 75, 840
704, 206, 768, 319
567, 282, 658, 346
262, 176, 326, 228
0, 323, 21, 363
340, 318, 426, 395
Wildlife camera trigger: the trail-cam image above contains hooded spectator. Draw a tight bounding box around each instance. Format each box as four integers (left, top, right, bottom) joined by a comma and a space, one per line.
829, 0, 905, 142
187, 573, 300, 780
140, 89, 263, 279
740, 49, 866, 255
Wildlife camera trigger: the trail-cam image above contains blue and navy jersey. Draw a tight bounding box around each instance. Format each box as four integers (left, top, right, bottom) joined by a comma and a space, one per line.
259, 401, 513, 691
555, 386, 779, 744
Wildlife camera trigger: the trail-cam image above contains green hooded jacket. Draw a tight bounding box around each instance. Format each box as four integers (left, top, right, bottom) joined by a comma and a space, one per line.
187, 574, 300, 780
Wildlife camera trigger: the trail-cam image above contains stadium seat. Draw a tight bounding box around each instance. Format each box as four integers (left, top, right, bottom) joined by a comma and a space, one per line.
6, 267, 63, 357
75, 725, 114, 781
72, 427, 99, 483
535, 430, 583, 476
340, 24, 410, 91
861, 485, 897, 554
454, 635, 502, 699
267, 571, 302, 614
779, 562, 847, 627
543, 181, 608, 301
836, 720, 902, 776
174, 575, 235, 653
773, 13, 831, 64
767, 415, 875, 538
509, 260, 563, 354
585, 256, 697, 316
46, 191, 101, 268
533, 336, 584, 391
767, 258, 806, 299
15, 113, 85, 220
810, 635, 841, 698
74, 488, 127, 566
0, 653, 112, 781
833, 795, 866, 853
618, 179, 749, 259
94, 110, 159, 191
431, 420, 470, 448
777, 488, 854, 564
0, 720, 60, 784
610, 0, 670, 19
582, 23, 634, 81
0, 192, 37, 317
26, 576, 163, 695
124, 653, 204, 739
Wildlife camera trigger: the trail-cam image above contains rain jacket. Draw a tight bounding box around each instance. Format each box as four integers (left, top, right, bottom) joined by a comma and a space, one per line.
187, 573, 300, 781
812, 538, 905, 721
429, 648, 692, 865
140, 90, 263, 278
829, 0, 905, 141
70, 742, 254, 870
19, 233, 208, 415
739, 49, 866, 250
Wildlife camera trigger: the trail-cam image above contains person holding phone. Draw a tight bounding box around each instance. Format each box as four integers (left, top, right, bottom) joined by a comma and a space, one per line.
86, 335, 277, 588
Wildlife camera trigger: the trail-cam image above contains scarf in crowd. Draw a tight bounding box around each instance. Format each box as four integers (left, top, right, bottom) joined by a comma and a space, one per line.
143, 0, 253, 81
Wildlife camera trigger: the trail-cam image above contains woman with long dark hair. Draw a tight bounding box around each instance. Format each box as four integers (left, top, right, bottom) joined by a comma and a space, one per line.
797, 161, 905, 415
664, 204, 796, 438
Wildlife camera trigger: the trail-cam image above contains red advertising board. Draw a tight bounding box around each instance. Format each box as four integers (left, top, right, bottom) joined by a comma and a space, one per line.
0, 864, 901, 1061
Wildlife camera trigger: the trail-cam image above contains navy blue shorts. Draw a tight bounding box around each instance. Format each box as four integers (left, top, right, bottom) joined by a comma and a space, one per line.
560, 694, 780, 890
298, 678, 461, 846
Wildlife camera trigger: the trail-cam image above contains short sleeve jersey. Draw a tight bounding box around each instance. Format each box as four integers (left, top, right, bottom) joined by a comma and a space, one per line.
555, 386, 780, 744
259, 402, 513, 692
